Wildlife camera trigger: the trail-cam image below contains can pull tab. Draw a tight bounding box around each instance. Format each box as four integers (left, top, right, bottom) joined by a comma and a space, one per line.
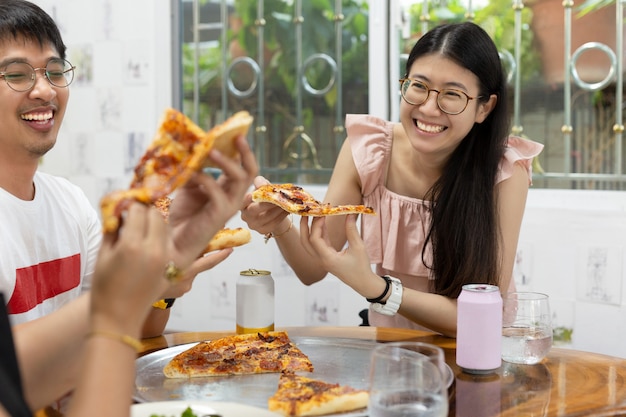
240, 269, 271, 276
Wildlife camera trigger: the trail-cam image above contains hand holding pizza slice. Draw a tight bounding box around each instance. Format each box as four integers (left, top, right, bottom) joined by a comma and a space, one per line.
100, 108, 254, 235
154, 196, 251, 253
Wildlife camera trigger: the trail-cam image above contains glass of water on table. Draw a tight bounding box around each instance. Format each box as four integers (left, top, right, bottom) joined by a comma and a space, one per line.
368, 343, 448, 417
502, 292, 553, 365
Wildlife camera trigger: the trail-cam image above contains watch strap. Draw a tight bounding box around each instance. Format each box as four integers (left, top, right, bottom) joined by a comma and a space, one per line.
152, 298, 176, 310
366, 275, 392, 304
371, 276, 403, 316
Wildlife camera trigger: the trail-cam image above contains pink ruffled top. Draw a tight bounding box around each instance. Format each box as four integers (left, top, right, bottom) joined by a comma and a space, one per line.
347, 114, 544, 330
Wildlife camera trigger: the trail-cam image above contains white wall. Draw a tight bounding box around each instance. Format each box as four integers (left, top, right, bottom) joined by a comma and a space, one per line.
31, 0, 626, 359
517, 189, 626, 358
36, 0, 173, 203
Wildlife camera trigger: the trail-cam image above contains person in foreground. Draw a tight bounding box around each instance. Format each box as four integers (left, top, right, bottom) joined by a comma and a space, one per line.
241, 22, 543, 337
0, 0, 230, 340
0, 135, 258, 417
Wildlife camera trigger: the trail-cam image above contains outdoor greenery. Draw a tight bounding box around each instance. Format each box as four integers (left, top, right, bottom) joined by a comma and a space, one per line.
403, 0, 542, 83
180, 0, 622, 187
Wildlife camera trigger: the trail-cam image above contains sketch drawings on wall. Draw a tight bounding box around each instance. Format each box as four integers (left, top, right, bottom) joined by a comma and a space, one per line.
513, 242, 533, 290
97, 89, 122, 131
210, 278, 235, 320
305, 280, 340, 326
69, 46, 94, 87
70, 133, 92, 176
125, 132, 146, 174
577, 245, 623, 305
100, 0, 114, 40
123, 42, 151, 85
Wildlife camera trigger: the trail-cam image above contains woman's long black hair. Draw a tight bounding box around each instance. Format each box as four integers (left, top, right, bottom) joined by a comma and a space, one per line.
405, 22, 510, 298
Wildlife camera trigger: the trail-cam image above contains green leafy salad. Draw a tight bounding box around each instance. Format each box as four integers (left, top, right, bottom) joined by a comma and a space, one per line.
150, 406, 198, 417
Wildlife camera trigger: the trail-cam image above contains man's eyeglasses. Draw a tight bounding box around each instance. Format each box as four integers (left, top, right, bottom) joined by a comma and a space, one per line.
399, 78, 482, 115
0, 59, 75, 92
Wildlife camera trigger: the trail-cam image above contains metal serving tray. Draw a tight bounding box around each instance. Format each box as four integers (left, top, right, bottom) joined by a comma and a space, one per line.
135, 336, 377, 416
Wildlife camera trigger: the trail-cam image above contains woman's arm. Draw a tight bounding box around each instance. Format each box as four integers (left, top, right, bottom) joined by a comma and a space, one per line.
495, 162, 531, 295
241, 139, 363, 285
12, 294, 90, 410
301, 159, 530, 338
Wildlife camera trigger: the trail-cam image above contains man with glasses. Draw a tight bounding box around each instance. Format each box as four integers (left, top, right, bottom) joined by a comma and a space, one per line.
0, 1, 95, 330
0, 1, 258, 415
0, 0, 180, 338
0, 2, 220, 339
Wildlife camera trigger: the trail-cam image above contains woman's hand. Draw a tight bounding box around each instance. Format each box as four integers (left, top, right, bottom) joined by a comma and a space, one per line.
300, 214, 378, 296
167, 135, 258, 269
240, 176, 291, 236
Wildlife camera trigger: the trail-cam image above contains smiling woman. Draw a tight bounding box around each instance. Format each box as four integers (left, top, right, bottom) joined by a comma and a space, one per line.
240, 21, 543, 339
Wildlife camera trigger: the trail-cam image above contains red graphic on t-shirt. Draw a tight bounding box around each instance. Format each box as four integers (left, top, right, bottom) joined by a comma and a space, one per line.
7, 254, 81, 315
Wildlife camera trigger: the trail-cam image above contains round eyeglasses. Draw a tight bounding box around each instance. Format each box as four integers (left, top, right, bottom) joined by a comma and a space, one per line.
0, 59, 75, 92
399, 78, 482, 115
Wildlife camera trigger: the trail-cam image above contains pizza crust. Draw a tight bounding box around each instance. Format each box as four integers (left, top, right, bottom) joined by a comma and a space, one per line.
268, 373, 369, 417
201, 111, 254, 167
204, 227, 251, 252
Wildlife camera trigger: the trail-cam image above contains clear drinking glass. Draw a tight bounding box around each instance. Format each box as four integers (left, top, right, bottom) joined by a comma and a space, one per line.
502, 292, 553, 365
369, 343, 449, 417
382, 342, 453, 388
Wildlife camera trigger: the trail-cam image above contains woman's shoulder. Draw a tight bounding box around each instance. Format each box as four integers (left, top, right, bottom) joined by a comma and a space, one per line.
345, 114, 398, 194
498, 136, 544, 185
345, 114, 395, 136
345, 114, 397, 155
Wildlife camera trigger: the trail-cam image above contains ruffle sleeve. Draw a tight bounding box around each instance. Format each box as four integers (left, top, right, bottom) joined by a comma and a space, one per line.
497, 136, 544, 185
346, 114, 394, 196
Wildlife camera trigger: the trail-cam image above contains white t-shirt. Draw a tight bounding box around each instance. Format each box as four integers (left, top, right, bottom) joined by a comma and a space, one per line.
0, 172, 101, 325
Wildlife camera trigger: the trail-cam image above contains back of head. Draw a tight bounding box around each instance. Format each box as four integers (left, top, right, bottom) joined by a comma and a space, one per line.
0, 0, 66, 59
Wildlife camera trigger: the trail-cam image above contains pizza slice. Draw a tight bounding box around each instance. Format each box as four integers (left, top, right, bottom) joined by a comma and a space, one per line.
268, 372, 369, 417
100, 108, 253, 233
153, 196, 251, 252
252, 184, 375, 216
163, 331, 313, 378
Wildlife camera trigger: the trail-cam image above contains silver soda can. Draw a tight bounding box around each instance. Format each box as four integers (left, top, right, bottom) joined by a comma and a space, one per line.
456, 284, 502, 374
236, 269, 275, 334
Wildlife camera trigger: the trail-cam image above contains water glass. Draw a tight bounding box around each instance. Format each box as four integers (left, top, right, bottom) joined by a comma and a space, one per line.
502, 292, 553, 365
369, 343, 448, 417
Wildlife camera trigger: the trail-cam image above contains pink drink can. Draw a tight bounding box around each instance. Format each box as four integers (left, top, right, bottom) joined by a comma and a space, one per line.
456, 284, 502, 374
